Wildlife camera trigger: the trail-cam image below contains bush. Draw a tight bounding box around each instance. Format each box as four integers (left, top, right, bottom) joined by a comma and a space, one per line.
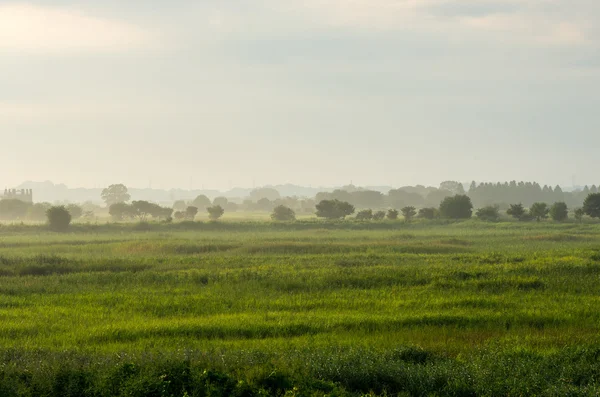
530, 202, 549, 222
315, 200, 355, 220
207, 205, 225, 221
373, 211, 386, 221
439, 195, 473, 219
387, 209, 399, 220
418, 207, 438, 220
583, 193, 600, 218
46, 206, 72, 232
401, 206, 417, 222
476, 205, 500, 222
549, 202, 568, 222
507, 204, 526, 220
271, 205, 296, 221
356, 209, 373, 221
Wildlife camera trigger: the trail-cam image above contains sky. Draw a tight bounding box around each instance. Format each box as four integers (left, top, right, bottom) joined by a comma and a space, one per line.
1, 0, 599, 190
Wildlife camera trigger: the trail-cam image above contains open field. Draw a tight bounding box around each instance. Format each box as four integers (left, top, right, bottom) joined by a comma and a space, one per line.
1, 220, 600, 395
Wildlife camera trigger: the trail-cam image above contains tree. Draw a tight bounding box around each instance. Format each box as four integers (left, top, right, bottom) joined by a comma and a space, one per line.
529, 202, 549, 221
101, 184, 130, 207
27, 203, 51, 221
46, 206, 71, 232
192, 195, 211, 210
476, 205, 500, 222
271, 205, 296, 221
387, 209, 399, 220
131, 201, 160, 221
356, 209, 373, 221
173, 211, 185, 221
185, 206, 198, 221
574, 208, 585, 222
583, 193, 600, 218
109, 202, 134, 221
315, 200, 355, 220
373, 211, 386, 221
549, 202, 568, 222
439, 195, 473, 219
440, 181, 465, 195
507, 204, 526, 220
401, 206, 417, 222
207, 205, 225, 220
418, 207, 437, 220
66, 204, 83, 220
173, 200, 187, 211
213, 197, 228, 207
426, 189, 453, 207
0, 199, 30, 220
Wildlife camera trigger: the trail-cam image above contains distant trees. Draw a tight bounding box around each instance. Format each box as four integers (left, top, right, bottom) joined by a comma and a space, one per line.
583, 193, 600, 218
373, 211, 386, 221
27, 203, 51, 221
101, 184, 130, 207
109, 202, 133, 221
387, 209, 399, 220
401, 206, 417, 222
574, 208, 585, 222
315, 200, 355, 220
185, 206, 198, 221
549, 202, 568, 222
207, 205, 225, 221
356, 209, 373, 221
108, 201, 172, 222
192, 195, 211, 210
418, 207, 438, 220
250, 188, 281, 202
46, 206, 71, 231
476, 205, 500, 222
529, 202, 549, 222
507, 204, 526, 221
213, 197, 228, 208
0, 199, 29, 220
439, 195, 473, 219
271, 205, 296, 222
66, 204, 83, 220
173, 200, 187, 211
439, 181, 465, 195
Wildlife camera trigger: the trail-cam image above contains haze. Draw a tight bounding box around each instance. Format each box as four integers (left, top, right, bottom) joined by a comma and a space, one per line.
1, 0, 599, 190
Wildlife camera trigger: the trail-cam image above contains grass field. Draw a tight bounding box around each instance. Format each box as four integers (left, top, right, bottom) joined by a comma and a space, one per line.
1, 220, 600, 396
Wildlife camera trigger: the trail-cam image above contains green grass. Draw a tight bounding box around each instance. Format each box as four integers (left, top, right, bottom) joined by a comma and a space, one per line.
1, 220, 600, 395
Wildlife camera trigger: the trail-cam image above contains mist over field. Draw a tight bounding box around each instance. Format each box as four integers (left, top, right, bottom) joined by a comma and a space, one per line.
3, 1, 600, 396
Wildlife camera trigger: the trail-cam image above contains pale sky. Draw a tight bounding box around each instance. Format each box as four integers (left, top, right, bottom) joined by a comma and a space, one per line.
1, 0, 599, 190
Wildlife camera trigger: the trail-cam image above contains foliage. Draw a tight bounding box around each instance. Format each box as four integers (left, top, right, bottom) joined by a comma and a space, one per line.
250, 188, 281, 201
401, 206, 417, 222
355, 209, 373, 221
530, 202, 550, 221
574, 208, 585, 222
583, 193, 600, 218
549, 202, 569, 222
271, 205, 296, 221
101, 184, 130, 207
207, 205, 225, 220
476, 205, 500, 222
192, 195, 212, 210
109, 202, 134, 221
418, 207, 438, 220
185, 206, 199, 221
372, 211, 386, 221
66, 204, 83, 219
507, 203, 526, 220
439, 195, 473, 219
0, 199, 30, 220
315, 200, 355, 220
46, 206, 72, 231
27, 202, 51, 221
386, 209, 399, 220
173, 200, 187, 211
213, 197, 229, 207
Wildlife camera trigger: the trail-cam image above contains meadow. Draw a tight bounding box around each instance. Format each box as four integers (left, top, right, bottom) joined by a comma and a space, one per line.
1, 220, 600, 396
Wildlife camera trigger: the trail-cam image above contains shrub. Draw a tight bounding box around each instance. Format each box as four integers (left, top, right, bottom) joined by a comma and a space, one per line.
439, 195, 473, 219
387, 209, 399, 220
207, 205, 225, 221
46, 206, 72, 232
476, 205, 500, 222
530, 202, 549, 222
185, 206, 199, 221
549, 202, 568, 222
373, 211, 386, 221
401, 206, 417, 222
356, 209, 373, 221
315, 200, 355, 220
271, 205, 296, 221
418, 207, 438, 220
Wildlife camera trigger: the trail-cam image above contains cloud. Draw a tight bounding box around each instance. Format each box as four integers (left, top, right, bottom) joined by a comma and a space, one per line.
0, 3, 155, 53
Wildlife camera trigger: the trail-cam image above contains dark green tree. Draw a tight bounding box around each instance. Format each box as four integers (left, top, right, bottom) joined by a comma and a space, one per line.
583, 193, 600, 218
507, 204, 526, 220
476, 205, 500, 222
530, 202, 549, 221
271, 205, 296, 221
549, 202, 568, 222
373, 211, 386, 221
46, 206, 72, 232
315, 200, 355, 220
387, 209, 399, 220
439, 195, 473, 219
401, 206, 417, 222
109, 202, 134, 221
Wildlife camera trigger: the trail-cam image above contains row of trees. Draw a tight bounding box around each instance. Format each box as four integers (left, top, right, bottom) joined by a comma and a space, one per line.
108, 202, 227, 222
0, 200, 90, 222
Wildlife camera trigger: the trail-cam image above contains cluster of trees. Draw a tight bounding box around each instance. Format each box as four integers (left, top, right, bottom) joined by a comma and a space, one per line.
0, 200, 90, 222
